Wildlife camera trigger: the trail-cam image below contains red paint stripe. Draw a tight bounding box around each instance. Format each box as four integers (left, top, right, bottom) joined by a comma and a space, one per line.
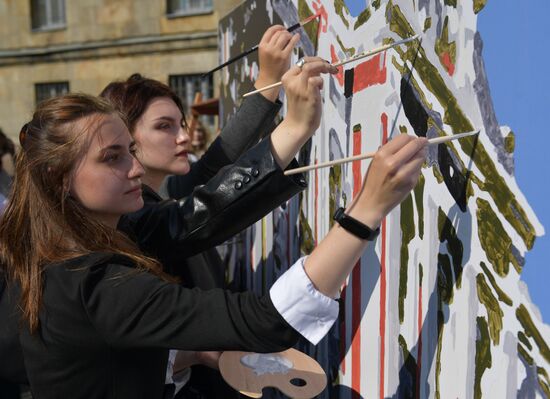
440, 51, 455, 76
352, 53, 387, 94
330, 45, 344, 87
351, 127, 362, 397
379, 113, 388, 399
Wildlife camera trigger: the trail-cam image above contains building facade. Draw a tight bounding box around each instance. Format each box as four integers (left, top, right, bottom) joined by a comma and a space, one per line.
0, 0, 241, 140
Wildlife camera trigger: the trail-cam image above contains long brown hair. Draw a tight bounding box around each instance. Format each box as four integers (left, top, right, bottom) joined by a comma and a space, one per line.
99, 73, 187, 133
0, 93, 165, 332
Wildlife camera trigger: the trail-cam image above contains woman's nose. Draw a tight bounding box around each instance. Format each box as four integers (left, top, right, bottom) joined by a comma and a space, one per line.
176, 125, 190, 145
128, 155, 145, 179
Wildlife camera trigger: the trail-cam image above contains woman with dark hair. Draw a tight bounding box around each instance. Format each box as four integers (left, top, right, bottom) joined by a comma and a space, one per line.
100, 25, 304, 397
0, 61, 427, 398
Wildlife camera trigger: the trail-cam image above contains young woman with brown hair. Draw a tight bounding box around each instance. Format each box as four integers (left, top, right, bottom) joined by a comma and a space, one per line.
100, 27, 306, 397
0, 55, 427, 398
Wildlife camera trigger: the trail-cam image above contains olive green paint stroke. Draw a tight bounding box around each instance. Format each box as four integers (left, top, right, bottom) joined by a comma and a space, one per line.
504, 131, 515, 154
414, 174, 425, 239
476, 198, 521, 276
435, 16, 457, 74
388, 3, 537, 250
329, 164, 343, 229
518, 331, 533, 351
371, 0, 381, 10
474, 0, 488, 14
399, 193, 415, 323
438, 208, 463, 289
479, 261, 513, 306
476, 273, 504, 345
334, 0, 350, 28
419, 262, 423, 287
353, 7, 371, 30
538, 368, 550, 398
424, 17, 432, 32
474, 317, 492, 399
398, 334, 419, 397
444, 0, 457, 7
336, 35, 356, 57
518, 343, 534, 366
299, 203, 315, 255
297, 0, 319, 50
516, 304, 550, 363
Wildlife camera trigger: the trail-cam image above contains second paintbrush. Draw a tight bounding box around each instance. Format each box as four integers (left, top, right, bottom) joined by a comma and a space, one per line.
202, 14, 320, 77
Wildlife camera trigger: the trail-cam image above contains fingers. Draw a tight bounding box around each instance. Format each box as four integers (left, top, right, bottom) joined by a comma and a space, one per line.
282, 33, 301, 56
261, 25, 286, 44
392, 136, 428, 169
377, 133, 415, 157
394, 145, 427, 186
273, 30, 293, 49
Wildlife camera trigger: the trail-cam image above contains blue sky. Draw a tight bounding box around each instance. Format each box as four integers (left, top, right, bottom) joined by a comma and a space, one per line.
478, 0, 550, 323
344, 0, 549, 322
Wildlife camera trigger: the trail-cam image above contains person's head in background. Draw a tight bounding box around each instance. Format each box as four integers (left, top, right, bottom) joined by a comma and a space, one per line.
100, 74, 191, 192
190, 121, 208, 158
0, 127, 16, 201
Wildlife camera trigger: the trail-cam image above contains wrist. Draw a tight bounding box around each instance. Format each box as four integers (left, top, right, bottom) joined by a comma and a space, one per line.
346, 204, 383, 231
255, 75, 280, 101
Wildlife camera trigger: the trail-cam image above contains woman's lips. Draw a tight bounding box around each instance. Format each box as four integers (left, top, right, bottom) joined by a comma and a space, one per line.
125, 186, 142, 195
175, 150, 188, 158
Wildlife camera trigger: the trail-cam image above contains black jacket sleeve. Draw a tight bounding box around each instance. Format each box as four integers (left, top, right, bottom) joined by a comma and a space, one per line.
167, 94, 282, 199
119, 138, 307, 265
0, 273, 26, 384
80, 260, 299, 352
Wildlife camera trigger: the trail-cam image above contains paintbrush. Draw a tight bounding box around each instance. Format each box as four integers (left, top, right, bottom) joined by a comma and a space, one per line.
243, 35, 419, 98
202, 14, 320, 77
283, 130, 479, 176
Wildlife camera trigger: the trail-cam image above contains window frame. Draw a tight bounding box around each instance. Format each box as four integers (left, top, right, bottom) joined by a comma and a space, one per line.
34, 81, 70, 106
30, 0, 67, 32
165, 0, 214, 18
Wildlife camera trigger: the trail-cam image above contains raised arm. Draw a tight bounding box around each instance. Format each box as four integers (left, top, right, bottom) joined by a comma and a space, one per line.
167, 26, 300, 198
120, 59, 338, 265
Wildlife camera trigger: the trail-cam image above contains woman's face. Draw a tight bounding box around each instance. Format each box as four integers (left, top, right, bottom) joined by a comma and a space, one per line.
69, 113, 145, 227
133, 97, 191, 178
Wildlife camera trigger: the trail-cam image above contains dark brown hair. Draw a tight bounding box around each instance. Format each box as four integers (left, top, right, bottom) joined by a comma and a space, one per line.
0, 93, 165, 332
100, 73, 187, 133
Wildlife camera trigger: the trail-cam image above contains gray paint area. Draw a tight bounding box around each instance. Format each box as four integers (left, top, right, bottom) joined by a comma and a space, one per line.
473, 32, 515, 175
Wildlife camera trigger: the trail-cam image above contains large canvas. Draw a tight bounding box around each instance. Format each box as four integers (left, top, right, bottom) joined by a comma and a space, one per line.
218, 1, 549, 397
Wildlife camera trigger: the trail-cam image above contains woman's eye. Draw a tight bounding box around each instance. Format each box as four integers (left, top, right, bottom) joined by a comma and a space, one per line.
157, 123, 171, 130
104, 153, 119, 163
129, 148, 138, 156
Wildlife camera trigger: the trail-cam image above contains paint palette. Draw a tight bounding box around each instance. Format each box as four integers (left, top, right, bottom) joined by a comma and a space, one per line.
218, 348, 327, 398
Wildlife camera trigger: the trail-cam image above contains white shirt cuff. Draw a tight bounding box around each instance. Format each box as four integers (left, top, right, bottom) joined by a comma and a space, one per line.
269, 256, 339, 345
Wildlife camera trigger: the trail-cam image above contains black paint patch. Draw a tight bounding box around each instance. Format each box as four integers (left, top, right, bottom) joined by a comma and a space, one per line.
438, 145, 468, 211
344, 68, 355, 98
400, 77, 429, 137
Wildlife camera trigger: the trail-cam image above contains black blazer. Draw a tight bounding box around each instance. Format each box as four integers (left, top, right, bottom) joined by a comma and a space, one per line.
20, 252, 300, 399
8, 139, 307, 397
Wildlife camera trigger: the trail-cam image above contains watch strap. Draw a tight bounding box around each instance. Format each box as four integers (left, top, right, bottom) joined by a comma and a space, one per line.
333, 207, 380, 241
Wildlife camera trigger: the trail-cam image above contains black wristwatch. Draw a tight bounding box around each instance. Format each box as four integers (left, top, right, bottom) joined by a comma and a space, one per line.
333, 207, 380, 241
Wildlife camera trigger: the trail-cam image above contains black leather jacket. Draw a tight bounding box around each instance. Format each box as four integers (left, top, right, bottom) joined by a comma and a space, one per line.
118, 138, 307, 274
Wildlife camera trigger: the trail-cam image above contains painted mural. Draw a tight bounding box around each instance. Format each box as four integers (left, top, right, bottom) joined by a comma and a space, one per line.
218, 1, 549, 398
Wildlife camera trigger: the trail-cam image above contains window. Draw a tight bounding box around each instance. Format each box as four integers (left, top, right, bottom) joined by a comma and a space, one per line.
166, 0, 213, 17
169, 74, 214, 126
35, 82, 69, 105
31, 0, 66, 31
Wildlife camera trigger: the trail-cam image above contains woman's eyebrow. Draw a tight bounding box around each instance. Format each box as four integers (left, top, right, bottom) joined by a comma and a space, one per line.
153, 116, 177, 123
